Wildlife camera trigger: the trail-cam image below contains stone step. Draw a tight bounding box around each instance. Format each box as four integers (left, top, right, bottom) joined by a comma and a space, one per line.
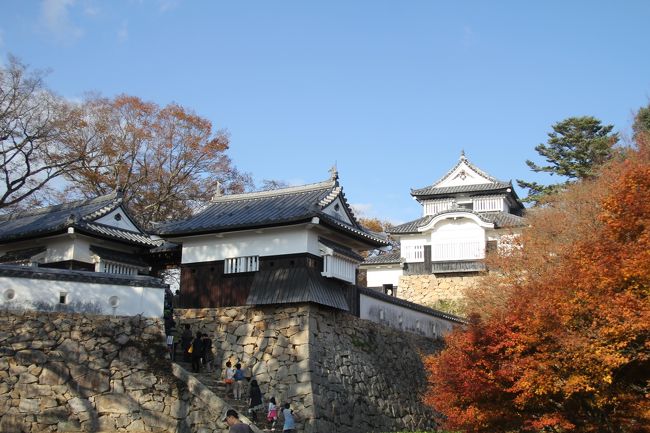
173, 359, 277, 431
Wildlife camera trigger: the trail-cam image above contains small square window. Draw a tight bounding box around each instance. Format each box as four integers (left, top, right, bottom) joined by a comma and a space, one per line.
59, 292, 68, 304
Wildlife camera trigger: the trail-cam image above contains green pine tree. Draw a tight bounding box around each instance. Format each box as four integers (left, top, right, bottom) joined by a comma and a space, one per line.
517, 116, 618, 205
633, 104, 650, 139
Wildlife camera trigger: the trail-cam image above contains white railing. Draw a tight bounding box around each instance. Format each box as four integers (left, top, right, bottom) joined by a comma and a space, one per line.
423, 199, 454, 216
402, 244, 424, 262
98, 261, 138, 276
473, 196, 505, 212
224, 256, 259, 274
322, 255, 356, 284
431, 241, 484, 261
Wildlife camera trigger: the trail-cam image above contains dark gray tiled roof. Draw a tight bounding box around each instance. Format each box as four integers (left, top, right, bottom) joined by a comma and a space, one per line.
0, 191, 158, 247
149, 241, 181, 254
388, 209, 526, 234
361, 251, 402, 265
411, 181, 512, 197
387, 216, 434, 234
89, 245, 149, 267
480, 211, 527, 228
318, 237, 365, 262
156, 179, 387, 246
0, 264, 167, 288
247, 267, 349, 311
0, 246, 47, 263
357, 286, 467, 324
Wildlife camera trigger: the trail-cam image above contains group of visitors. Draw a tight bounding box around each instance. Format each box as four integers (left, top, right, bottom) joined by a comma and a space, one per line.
166, 324, 214, 373
171, 323, 296, 432
223, 401, 295, 433
222, 360, 295, 432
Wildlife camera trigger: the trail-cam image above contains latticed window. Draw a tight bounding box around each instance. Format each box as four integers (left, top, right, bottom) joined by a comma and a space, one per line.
98, 261, 138, 276
402, 244, 424, 262
322, 254, 356, 284
224, 256, 260, 274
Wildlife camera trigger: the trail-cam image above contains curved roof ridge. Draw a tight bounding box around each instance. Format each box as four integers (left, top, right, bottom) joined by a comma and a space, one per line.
0, 190, 121, 222
211, 178, 336, 203
411, 152, 507, 194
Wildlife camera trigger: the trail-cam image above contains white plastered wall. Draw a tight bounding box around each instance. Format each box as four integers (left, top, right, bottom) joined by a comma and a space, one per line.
0, 234, 143, 267
181, 226, 321, 264
365, 266, 402, 288
359, 293, 457, 339
0, 276, 164, 317
429, 218, 486, 260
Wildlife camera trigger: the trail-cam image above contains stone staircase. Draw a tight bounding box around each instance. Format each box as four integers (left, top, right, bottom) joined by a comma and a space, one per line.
173, 359, 278, 432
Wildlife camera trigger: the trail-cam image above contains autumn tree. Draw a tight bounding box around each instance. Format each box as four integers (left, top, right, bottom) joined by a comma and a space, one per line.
63, 95, 252, 227
0, 56, 86, 211
517, 116, 619, 205
424, 133, 650, 432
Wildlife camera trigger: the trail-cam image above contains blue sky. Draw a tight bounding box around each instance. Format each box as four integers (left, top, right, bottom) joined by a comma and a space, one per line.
2, 1, 649, 223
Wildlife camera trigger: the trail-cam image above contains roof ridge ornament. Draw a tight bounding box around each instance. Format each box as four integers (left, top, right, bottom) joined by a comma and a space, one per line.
328, 165, 339, 184
211, 181, 222, 202
460, 149, 466, 160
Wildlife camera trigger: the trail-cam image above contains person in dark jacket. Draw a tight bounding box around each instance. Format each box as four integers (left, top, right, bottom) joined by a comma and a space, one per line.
190, 332, 204, 373
201, 333, 213, 372
180, 324, 193, 362
247, 379, 263, 422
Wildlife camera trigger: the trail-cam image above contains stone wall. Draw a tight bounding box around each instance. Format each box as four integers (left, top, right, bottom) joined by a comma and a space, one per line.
176, 306, 315, 430
398, 273, 484, 315
308, 307, 441, 433
0, 311, 229, 433
177, 304, 442, 433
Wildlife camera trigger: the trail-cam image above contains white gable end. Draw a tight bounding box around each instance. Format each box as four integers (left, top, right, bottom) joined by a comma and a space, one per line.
322, 197, 353, 225
94, 208, 141, 232
436, 161, 493, 188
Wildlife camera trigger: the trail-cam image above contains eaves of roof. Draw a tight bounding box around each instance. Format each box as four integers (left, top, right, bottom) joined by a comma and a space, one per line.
89, 245, 150, 267
77, 222, 161, 247
318, 237, 365, 262
247, 267, 350, 311
318, 214, 388, 247
411, 182, 513, 198
361, 251, 402, 266
0, 264, 167, 288
386, 216, 434, 234
480, 211, 527, 228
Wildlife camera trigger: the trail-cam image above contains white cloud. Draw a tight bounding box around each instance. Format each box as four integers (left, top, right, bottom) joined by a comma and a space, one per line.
117, 20, 128, 43
40, 0, 84, 42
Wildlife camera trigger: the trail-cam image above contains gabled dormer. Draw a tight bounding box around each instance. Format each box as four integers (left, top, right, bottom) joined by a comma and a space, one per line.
411, 152, 524, 217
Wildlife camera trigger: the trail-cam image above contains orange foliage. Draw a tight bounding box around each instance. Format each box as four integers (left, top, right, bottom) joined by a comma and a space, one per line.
424, 137, 650, 433
63, 95, 252, 227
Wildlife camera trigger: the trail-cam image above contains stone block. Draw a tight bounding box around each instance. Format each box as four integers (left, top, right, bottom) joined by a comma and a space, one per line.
97, 415, 116, 431
170, 400, 190, 419
17, 372, 38, 384
70, 366, 110, 393
36, 407, 69, 425
15, 349, 47, 366
123, 370, 157, 390
0, 414, 29, 433
95, 394, 138, 414
127, 419, 146, 431
18, 398, 40, 414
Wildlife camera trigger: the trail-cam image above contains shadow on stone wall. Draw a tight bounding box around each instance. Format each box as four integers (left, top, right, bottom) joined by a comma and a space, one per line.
0, 311, 228, 433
